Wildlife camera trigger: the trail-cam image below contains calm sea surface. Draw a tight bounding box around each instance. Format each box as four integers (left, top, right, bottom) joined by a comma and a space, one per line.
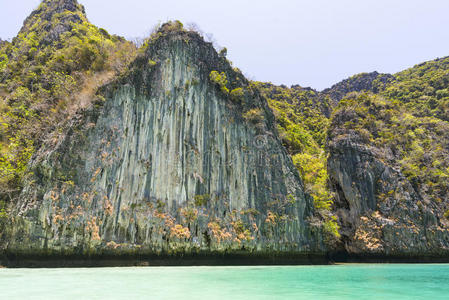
1, 264, 449, 299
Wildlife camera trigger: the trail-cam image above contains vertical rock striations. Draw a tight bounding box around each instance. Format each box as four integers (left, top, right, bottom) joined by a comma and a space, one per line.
327, 94, 449, 257
3, 26, 324, 259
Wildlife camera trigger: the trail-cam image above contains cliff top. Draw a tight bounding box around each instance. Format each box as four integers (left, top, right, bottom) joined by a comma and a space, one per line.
322, 71, 395, 103
19, 0, 86, 44
25, 0, 85, 20
122, 20, 251, 98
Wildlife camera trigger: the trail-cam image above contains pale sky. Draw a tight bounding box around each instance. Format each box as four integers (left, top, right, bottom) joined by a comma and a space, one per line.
1, 0, 449, 90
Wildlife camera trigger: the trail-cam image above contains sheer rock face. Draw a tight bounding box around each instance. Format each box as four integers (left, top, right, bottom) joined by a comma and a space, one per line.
328, 112, 449, 256
4, 30, 324, 256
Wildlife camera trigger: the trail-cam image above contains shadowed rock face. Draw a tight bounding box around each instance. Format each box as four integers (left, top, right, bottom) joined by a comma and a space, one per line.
4, 29, 324, 256
328, 108, 449, 256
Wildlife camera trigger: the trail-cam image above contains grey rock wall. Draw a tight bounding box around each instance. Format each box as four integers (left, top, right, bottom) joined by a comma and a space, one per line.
328, 116, 449, 256
3, 30, 324, 257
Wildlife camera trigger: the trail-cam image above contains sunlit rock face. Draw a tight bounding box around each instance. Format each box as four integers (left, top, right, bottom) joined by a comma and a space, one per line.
5, 29, 324, 256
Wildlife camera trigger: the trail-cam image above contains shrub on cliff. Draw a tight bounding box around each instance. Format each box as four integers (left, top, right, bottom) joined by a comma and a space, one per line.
0, 0, 136, 204
383, 56, 449, 121
230, 87, 244, 103
209, 71, 229, 94
332, 92, 449, 203
252, 81, 339, 238
243, 108, 264, 124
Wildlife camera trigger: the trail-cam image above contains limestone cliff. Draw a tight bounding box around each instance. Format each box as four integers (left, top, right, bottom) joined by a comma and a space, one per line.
2, 25, 324, 258
3, 0, 449, 265
327, 93, 449, 257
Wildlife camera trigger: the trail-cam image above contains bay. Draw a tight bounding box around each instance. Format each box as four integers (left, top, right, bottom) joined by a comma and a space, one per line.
1, 264, 449, 299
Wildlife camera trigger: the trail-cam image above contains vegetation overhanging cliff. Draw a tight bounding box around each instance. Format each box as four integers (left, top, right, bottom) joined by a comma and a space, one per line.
0, 0, 448, 265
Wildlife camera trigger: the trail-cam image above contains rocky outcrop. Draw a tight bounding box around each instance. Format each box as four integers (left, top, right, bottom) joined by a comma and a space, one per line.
19, 0, 85, 46
3, 0, 449, 267
322, 71, 394, 103
23, 0, 84, 23
2, 27, 324, 258
328, 106, 449, 256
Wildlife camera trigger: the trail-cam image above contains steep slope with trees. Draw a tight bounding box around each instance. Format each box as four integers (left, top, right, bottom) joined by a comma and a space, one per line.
1, 8, 326, 263
1, 0, 448, 265
0, 0, 135, 217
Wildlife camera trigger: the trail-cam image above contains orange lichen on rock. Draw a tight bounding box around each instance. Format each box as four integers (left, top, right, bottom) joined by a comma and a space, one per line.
207, 221, 232, 243
86, 217, 101, 241
170, 224, 191, 239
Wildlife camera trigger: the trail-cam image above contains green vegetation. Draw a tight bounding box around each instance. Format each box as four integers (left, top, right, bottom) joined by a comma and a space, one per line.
252, 56, 449, 239
242, 108, 264, 125
160, 20, 184, 32
209, 71, 247, 104
0, 0, 136, 205
219, 47, 227, 58
230, 87, 244, 103
322, 71, 393, 103
323, 216, 341, 239
0, 200, 7, 235
0, 53, 8, 72
2, 0, 448, 249
209, 71, 229, 94
332, 93, 448, 202
252, 82, 338, 237
383, 56, 449, 121
444, 210, 449, 220
194, 194, 210, 207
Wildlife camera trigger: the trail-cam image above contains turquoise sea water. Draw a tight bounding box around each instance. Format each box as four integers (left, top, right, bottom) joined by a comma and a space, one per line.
1, 264, 449, 299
